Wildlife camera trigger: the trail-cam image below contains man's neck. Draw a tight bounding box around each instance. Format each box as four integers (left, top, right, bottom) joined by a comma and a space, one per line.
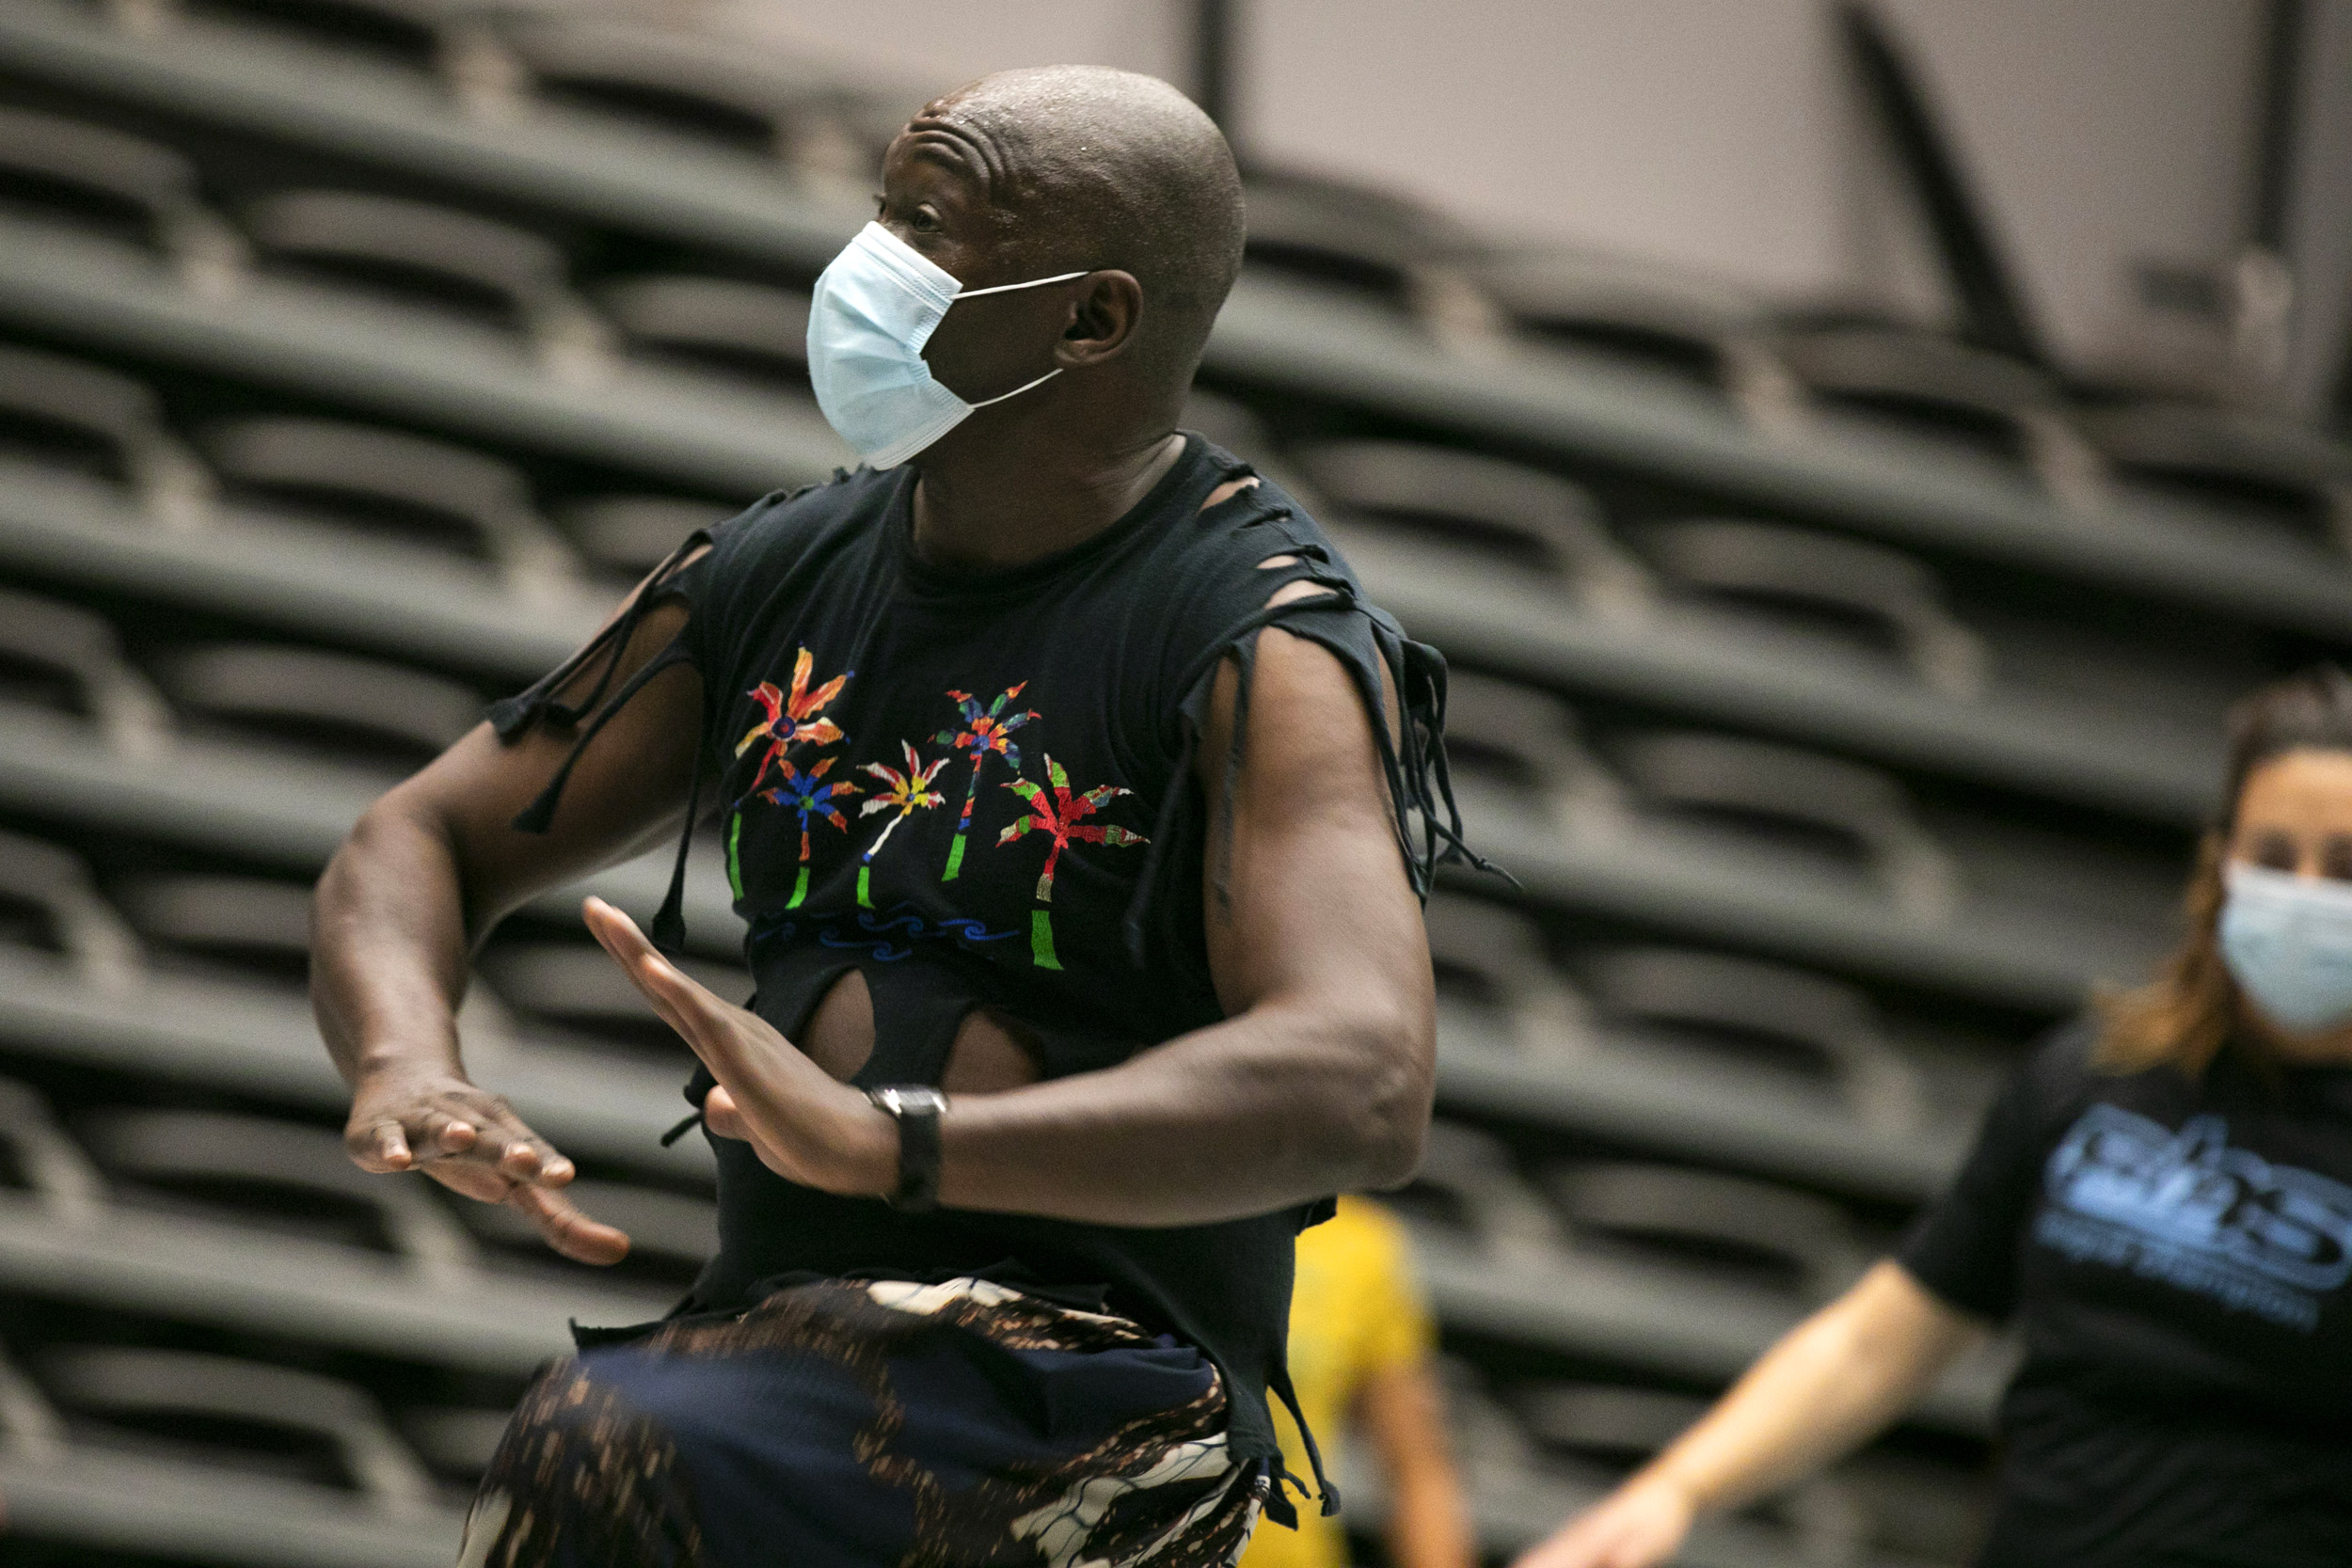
910, 423, 1187, 572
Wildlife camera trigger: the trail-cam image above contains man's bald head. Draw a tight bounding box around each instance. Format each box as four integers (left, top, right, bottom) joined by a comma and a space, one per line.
900, 66, 1245, 383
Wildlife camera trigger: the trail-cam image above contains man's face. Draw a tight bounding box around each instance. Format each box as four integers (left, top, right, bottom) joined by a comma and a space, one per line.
875, 103, 1075, 404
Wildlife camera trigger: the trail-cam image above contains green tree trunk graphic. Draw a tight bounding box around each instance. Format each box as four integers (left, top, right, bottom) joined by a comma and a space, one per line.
997, 755, 1146, 972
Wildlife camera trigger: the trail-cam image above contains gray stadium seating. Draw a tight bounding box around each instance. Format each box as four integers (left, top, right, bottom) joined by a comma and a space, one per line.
595, 271, 814, 388
1291, 438, 1651, 617
497, 13, 890, 175
0, 341, 212, 526
559, 491, 730, 578
0, 103, 244, 293
1608, 731, 1962, 921
0, 3, 2346, 1560
1774, 323, 2107, 511
1582, 946, 1928, 1134
0, 587, 173, 761
157, 641, 485, 771
242, 188, 610, 378
1542, 1161, 1868, 1304
1480, 253, 1808, 434
0, 825, 146, 992
2076, 398, 2352, 555
202, 415, 581, 593
1635, 517, 1988, 699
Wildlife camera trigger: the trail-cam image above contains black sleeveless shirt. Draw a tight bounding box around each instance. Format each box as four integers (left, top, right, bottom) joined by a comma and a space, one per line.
489, 435, 1479, 1501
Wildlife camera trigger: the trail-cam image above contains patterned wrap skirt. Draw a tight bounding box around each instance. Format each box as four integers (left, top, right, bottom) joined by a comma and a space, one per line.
460, 1275, 1268, 1568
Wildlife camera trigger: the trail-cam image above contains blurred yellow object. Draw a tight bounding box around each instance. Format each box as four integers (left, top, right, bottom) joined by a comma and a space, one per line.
1245, 1195, 1437, 1568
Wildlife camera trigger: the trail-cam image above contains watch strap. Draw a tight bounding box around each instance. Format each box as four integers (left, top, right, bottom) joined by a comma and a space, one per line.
866, 1085, 947, 1212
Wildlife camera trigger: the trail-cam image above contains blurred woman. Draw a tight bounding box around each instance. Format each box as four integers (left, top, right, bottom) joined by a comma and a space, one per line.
1517, 670, 2352, 1568
1243, 1195, 1475, 1568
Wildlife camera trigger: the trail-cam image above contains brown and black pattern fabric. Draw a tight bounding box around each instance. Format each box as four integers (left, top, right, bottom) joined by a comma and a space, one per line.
461, 1276, 1267, 1568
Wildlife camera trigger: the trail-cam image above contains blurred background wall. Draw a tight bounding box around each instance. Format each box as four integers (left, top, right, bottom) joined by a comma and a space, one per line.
715, 0, 2352, 420
2, 0, 2351, 1562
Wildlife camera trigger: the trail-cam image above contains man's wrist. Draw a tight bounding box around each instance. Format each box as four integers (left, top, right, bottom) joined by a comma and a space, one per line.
351, 1037, 465, 1086
341, 1001, 467, 1078
348, 1043, 463, 1090
829, 1095, 904, 1198
859, 1086, 950, 1209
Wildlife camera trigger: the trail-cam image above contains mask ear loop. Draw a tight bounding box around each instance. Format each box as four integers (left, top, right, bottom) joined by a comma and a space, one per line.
954, 270, 1089, 298
887, 268, 1090, 412
966, 368, 1064, 407
940, 270, 1091, 409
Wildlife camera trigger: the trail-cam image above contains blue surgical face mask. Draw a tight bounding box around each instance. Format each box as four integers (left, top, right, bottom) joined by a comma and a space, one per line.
805, 222, 1087, 469
2217, 861, 2352, 1033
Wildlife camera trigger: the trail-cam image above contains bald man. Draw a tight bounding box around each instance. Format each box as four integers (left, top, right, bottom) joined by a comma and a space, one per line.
312, 65, 1483, 1568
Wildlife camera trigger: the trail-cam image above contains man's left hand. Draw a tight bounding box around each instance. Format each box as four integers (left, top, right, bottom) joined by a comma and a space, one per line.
581, 896, 895, 1196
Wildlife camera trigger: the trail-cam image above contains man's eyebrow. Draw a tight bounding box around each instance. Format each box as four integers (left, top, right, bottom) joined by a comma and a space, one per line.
901, 117, 1009, 196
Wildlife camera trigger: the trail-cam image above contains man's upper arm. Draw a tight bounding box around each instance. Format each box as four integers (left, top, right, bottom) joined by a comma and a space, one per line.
376, 586, 707, 937
1195, 579, 1432, 1039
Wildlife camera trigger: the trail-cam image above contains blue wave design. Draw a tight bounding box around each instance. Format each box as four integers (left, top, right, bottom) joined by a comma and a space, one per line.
852, 911, 928, 937
937, 916, 1017, 943
749, 903, 1017, 964
818, 929, 912, 961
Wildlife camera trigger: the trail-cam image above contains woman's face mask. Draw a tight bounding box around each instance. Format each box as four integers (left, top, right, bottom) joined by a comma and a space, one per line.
2217, 861, 2352, 1034
805, 222, 1087, 469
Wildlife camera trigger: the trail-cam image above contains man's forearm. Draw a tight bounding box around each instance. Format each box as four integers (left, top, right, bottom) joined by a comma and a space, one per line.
311, 797, 477, 1085
928, 996, 1431, 1226
588, 866, 1436, 1228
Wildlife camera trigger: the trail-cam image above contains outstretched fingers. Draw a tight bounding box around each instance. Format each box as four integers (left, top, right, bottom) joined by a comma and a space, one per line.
351, 1117, 415, 1173
344, 1087, 575, 1191
583, 896, 848, 1191
506, 1181, 631, 1266
582, 897, 739, 1060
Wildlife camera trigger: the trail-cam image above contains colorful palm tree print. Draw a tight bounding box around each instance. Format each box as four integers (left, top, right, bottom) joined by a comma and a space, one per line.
932, 683, 1039, 882
736, 648, 851, 794
996, 753, 1147, 970
760, 755, 861, 909
854, 741, 948, 908
727, 649, 851, 898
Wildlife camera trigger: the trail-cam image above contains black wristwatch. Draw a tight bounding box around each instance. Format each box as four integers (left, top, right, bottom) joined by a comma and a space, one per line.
866, 1085, 948, 1212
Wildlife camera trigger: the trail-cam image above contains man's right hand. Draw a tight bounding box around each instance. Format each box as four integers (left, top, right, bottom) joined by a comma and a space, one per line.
314, 572, 702, 1274
1511, 1478, 1693, 1568
343, 1069, 630, 1265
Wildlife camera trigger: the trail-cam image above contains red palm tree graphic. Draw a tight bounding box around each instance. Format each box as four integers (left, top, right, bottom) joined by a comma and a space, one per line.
933, 683, 1038, 882
727, 648, 850, 898
854, 741, 948, 908
760, 755, 860, 910
736, 647, 850, 796
996, 753, 1146, 970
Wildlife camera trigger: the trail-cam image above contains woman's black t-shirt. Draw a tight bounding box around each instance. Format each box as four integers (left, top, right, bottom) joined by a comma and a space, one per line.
1900, 1022, 2352, 1566
490, 434, 1478, 1499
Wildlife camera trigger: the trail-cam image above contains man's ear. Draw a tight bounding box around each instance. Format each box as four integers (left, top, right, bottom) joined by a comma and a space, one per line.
1055, 270, 1144, 369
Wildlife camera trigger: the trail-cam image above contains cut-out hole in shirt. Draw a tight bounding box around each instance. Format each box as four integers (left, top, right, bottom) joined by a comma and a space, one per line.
795, 968, 1044, 1095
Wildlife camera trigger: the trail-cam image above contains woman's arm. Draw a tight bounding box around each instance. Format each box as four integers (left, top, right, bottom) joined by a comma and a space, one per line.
1359, 1361, 1478, 1568
1514, 1262, 1985, 1568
